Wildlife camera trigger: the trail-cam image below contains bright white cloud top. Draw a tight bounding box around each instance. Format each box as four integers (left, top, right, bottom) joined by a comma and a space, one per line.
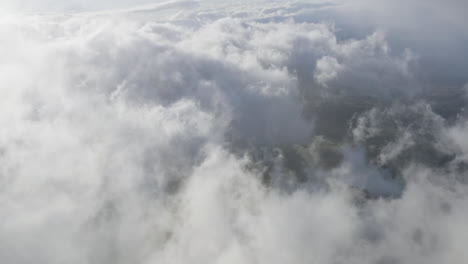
1, 1, 468, 263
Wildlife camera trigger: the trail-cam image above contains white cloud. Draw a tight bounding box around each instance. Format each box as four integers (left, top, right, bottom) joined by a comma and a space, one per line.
1, 1, 468, 264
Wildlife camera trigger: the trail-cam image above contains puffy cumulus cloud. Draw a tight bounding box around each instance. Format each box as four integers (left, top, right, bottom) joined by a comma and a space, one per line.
1, 1, 468, 264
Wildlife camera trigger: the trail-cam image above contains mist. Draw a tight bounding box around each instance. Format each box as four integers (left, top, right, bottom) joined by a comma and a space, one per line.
1, 1, 468, 263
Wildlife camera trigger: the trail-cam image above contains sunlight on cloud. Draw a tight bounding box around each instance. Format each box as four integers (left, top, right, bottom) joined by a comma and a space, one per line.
1, 1, 468, 264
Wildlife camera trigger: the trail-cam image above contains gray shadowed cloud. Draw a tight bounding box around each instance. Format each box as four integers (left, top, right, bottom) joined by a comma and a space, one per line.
1, 1, 468, 264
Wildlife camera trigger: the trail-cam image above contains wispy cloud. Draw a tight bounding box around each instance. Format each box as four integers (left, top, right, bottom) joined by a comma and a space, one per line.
1, 1, 468, 263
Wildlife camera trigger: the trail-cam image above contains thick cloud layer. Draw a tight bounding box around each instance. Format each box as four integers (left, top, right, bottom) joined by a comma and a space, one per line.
1, 1, 468, 264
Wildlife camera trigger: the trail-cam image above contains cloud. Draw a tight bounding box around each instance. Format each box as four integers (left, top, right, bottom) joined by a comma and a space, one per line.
1, 1, 468, 264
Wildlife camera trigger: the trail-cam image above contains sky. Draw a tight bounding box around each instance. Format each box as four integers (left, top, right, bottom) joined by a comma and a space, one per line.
0, 0, 159, 12
1, 1, 468, 263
